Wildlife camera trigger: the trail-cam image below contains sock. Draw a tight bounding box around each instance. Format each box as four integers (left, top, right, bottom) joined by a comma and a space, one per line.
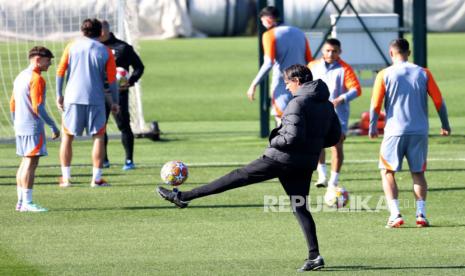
416, 200, 426, 216
317, 164, 327, 181
328, 171, 339, 187
388, 199, 400, 219
17, 186, 22, 204
22, 188, 33, 204
61, 166, 71, 180
93, 167, 103, 181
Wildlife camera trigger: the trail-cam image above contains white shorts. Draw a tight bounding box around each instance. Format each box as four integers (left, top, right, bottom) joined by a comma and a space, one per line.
379, 135, 428, 172
62, 104, 106, 136
16, 132, 47, 157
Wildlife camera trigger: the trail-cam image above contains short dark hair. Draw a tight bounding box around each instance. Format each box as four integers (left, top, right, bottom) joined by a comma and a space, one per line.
81, 18, 102, 38
390, 38, 410, 54
259, 6, 280, 19
284, 64, 313, 84
325, 38, 341, 48
28, 46, 54, 59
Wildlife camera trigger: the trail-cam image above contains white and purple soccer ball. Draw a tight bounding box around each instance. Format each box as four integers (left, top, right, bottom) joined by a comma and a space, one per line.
160, 161, 189, 186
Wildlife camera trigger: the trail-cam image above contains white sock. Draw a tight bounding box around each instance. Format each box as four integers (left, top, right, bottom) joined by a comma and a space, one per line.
17, 186, 22, 203
22, 188, 33, 204
388, 199, 400, 219
61, 166, 71, 180
317, 164, 327, 181
93, 167, 103, 181
328, 171, 339, 187
416, 200, 426, 216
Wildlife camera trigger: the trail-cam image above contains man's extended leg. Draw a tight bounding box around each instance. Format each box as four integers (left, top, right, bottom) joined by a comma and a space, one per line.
158, 156, 280, 206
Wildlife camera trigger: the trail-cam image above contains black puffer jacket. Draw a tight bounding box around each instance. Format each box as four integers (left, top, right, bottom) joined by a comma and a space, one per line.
264, 79, 341, 169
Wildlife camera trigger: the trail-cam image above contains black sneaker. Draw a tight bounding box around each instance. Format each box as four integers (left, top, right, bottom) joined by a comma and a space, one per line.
298, 255, 325, 272
156, 186, 189, 208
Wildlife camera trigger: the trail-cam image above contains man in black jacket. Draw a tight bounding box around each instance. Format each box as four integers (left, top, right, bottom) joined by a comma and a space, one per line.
100, 20, 145, 170
157, 64, 340, 271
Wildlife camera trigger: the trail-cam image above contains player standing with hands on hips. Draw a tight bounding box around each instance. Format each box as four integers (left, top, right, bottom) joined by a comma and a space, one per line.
158, 65, 341, 271
100, 20, 145, 171
10, 46, 60, 212
369, 38, 450, 228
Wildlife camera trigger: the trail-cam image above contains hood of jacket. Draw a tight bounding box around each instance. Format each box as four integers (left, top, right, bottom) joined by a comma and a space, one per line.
294, 79, 330, 102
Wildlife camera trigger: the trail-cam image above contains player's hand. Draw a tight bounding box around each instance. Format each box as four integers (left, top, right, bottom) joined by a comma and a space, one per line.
440, 128, 450, 136
111, 103, 120, 114
247, 84, 256, 101
332, 96, 344, 107
52, 131, 60, 140
369, 131, 378, 139
56, 96, 64, 112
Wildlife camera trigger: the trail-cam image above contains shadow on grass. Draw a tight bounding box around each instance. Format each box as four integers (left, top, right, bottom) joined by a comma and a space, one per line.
56, 204, 265, 212
429, 186, 465, 192
324, 265, 465, 271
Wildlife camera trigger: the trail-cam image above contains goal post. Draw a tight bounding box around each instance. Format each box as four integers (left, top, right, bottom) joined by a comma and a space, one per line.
0, 0, 148, 140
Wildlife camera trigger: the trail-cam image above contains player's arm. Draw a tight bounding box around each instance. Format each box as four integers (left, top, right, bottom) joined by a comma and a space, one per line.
9, 93, 15, 122
56, 43, 72, 98
31, 76, 59, 137
247, 30, 275, 100
341, 61, 362, 102
369, 70, 386, 138
127, 45, 145, 87
424, 68, 451, 135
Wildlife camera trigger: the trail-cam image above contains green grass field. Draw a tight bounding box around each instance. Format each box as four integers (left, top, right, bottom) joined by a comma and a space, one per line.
1, 33, 465, 275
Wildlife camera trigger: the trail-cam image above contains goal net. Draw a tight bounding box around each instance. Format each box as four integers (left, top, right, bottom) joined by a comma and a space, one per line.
0, 0, 147, 140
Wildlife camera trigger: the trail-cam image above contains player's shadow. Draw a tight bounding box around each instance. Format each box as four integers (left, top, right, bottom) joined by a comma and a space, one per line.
429, 186, 465, 192
57, 204, 265, 212
324, 265, 465, 271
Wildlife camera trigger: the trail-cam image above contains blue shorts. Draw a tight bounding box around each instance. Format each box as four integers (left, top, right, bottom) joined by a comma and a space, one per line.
379, 135, 428, 172
16, 132, 47, 157
62, 104, 106, 136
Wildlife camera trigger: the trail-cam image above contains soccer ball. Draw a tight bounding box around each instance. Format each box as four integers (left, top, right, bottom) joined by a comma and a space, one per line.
160, 161, 188, 186
116, 67, 129, 87
324, 186, 349, 208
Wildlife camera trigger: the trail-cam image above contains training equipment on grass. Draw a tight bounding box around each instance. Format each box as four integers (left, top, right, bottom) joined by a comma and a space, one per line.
160, 161, 189, 186
324, 186, 349, 208
116, 67, 130, 87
